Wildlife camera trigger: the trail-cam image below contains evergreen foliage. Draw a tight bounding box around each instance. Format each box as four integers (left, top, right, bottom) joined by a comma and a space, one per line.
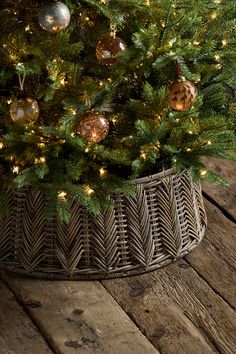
0, 0, 235, 220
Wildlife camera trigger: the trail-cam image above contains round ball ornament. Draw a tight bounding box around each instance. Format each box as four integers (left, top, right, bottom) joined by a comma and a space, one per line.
76, 111, 109, 144
96, 36, 127, 65
10, 98, 39, 125
38, 1, 70, 33
168, 80, 197, 111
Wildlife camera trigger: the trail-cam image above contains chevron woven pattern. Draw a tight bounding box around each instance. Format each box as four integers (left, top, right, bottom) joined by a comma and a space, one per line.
0, 169, 206, 279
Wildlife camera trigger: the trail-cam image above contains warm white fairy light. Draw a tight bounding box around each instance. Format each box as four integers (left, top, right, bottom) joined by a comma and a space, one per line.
12, 166, 19, 174
99, 167, 107, 177
200, 169, 207, 177
58, 191, 67, 201
160, 20, 165, 28
140, 151, 147, 160
35, 157, 46, 164
60, 77, 66, 86
7, 99, 12, 104
37, 143, 46, 149
193, 41, 200, 46
70, 108, 77, 115
0, 143, 4, 149
214, 54, 220, 61
211, 12, 218, 19
188, 130, 193, 135
112, 117, 118, 124
186, 147, 192, 152
9, 53, 17, 61
25, 25, 30, 32
84, 185, 95, 196
222, 39, 228, 47
207, 140, 212, 145
71, 132, 75, 137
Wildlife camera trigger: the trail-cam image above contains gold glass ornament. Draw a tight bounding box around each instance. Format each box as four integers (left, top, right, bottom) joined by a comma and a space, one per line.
76, 111, 109, 144
10, 98, 39, 124
38, 1, 71, 33
96, 36, 127, 65
168, 80, 197, 111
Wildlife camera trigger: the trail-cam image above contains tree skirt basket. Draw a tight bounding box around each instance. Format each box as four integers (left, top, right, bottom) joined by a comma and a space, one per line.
0, 169, 207, 279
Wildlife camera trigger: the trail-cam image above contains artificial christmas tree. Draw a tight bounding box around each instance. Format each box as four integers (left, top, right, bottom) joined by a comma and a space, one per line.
0, 0, 235, 278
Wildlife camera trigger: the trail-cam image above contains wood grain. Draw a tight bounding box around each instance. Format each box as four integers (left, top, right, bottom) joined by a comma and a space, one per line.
203, 158, 236, 219
185, 199, 236, 309
102, 257, 236, 354
0, 280, 52, 354
1, 274, 159, 354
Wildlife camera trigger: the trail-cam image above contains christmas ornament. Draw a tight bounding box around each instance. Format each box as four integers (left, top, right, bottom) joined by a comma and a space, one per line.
168, 80, 197, 111
10, 98, 39, 124
96, 36, 127, 65
76, 111, 109, 144
38, 1, 71, 33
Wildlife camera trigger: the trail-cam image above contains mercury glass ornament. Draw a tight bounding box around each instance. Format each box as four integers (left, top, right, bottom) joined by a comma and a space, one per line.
38, 1, 71, 33
76, 111, 109, 144
168, 80, 197, 111
96, 36, 127, 65
10, 98, 39, 124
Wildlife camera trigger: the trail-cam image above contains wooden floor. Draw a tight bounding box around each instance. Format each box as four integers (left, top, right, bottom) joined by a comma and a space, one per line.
0, 159, 235, 354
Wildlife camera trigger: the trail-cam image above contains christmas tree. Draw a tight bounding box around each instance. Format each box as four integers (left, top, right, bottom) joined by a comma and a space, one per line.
0, 0, 235, 221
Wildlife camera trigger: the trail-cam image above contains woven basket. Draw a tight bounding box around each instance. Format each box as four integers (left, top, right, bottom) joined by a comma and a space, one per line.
0, 169, 207, 279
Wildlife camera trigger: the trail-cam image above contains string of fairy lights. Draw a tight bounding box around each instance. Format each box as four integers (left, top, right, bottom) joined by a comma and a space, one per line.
0, 0, 230, 199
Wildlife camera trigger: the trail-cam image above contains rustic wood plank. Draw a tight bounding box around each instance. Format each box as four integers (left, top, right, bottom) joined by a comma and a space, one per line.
0, 280, 53, 354
185, 199, 236, 309
102, 257, 236, 354
1, 273, 159, 354
203, 158, 236, 219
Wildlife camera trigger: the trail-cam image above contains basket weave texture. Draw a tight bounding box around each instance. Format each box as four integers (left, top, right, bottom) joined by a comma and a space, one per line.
0, 169, 207, 279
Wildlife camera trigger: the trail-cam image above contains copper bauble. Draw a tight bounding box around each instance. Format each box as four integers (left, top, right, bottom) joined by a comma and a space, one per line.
10, 98, 39, 124
38, 1, 70, 33
168, 80, 197, 111
76, 112, 109, 144
96, 36, 127, 65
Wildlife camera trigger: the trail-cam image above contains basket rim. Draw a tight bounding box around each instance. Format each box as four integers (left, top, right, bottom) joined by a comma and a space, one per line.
132, 167, 174, 185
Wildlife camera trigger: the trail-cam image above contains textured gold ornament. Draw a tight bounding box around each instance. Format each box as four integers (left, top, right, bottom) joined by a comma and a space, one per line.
38, 1, 71, 33
168, 80, 197, 111
10, 98, 39, 124
96, 36, 127, 65
76, 111, 109, 144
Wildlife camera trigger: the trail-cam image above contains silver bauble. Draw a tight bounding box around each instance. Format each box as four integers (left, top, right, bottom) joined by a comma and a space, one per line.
38, 1, 71, 33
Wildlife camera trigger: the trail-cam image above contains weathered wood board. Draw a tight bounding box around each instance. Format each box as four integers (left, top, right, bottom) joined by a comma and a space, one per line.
186, 199, 236, 309
203, 157, 236, 219
1, 276, 158, 354
102, 258, 236, 354
0, 280, 52, 354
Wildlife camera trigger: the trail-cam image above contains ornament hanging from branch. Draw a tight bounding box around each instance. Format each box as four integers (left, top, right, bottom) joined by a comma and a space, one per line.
75, 111, 109, 144
38, 1, 71, 33
168, 63, 197, 111
9, 66, 40, 124
96, 26, 127, 65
